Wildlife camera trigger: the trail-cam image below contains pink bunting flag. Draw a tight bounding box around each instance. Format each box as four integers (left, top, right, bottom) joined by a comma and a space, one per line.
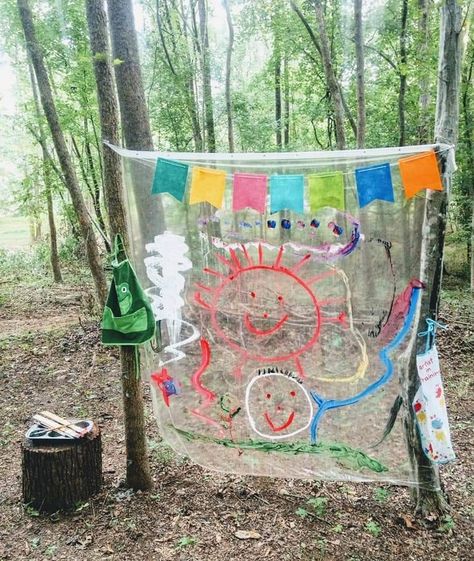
232, 173, 268, 213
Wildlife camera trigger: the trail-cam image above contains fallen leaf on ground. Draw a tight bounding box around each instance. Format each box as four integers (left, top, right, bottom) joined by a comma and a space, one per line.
235, 530, 261, 540
399, 514, 416, 529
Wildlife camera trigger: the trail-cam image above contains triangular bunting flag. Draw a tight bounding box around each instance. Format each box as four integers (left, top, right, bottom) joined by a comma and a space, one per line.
399, 150, 443, 199
189, 167, 227, 208
232, 173, 267, 213
151, 158, 189, 202
308, 172, 345, 212
269, 175, 304, 214
355, 163, 394, 208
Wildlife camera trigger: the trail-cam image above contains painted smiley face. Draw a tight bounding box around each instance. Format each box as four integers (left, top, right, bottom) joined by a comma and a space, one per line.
243, 290, 289, 336
211, 266, 321, 362
245, 370, 314, 440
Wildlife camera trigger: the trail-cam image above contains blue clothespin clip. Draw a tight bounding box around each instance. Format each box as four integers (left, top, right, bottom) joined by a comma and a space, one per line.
418, 318, 447, 354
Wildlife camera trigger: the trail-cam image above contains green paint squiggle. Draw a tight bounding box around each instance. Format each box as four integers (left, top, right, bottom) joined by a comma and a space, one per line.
172, 427, 388, 473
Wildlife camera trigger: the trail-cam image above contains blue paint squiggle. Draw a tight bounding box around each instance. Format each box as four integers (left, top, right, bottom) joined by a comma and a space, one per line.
309, 285, 421, 442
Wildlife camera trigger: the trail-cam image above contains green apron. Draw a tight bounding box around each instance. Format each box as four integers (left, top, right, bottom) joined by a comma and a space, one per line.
101, 235, 155, 346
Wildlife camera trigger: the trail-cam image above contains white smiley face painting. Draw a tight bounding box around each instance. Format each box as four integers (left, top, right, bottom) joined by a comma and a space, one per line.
245, 369, 314, 440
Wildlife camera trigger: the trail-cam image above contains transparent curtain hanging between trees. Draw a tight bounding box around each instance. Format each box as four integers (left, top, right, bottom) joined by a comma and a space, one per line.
1, 0, 472, 518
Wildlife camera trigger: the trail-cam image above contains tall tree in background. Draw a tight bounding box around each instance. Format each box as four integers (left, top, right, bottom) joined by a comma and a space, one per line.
354, 0, 366, 148
27, 59, 62, 283
313, 0, 346, 149
104, 0, 154, 491
223, 0, 235, 152
275, 47, 282, 149
398, 0, 409, 146
198, 0, 216, 152
461, 38, 474, 290
404, 0, 464, 517
418, 0, 431, 143
18, 0, 107, 305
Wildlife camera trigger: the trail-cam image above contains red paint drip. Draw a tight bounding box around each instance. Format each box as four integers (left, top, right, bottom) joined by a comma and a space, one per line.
191, 339, 216, 404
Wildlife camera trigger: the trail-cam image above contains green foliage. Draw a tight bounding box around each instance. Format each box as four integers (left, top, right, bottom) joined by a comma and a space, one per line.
365, 520, 382, 537
373, 487, 391, 503
175, 536, 197, 549
438, 515, 455, 533
306, 497, 328, 517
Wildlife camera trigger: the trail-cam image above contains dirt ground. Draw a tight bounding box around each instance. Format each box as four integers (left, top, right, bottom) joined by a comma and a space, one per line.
0, 274, 473, 561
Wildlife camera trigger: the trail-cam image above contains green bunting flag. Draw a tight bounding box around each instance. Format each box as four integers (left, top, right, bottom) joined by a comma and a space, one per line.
308, 171, 345, 212
151, 158, 189, 201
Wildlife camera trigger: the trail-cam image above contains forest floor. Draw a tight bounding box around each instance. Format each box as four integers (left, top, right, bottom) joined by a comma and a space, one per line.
0, 257, 473, 561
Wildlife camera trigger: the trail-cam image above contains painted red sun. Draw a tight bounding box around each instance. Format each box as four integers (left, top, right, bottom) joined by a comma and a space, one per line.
194, 244, 348, 368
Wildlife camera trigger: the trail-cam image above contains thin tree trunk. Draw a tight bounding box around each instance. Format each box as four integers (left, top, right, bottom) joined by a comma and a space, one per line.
86, 0, 153, 492
198, 0, 216, 152
27, 57, 62, 283
223, 0, 234, 152
399, 0, 408, 146
71, 134, 111, 252
84, 119, 110, 250
354, 0, 365, 148
461, 38, 474, 290
283, 55, 290, 148
45, 186, 62, 282
418, 0, 431, 143
314, 0, 346, 149
403, 0, 463, 518
18, 0, 107, 304
275, 51, 282, 149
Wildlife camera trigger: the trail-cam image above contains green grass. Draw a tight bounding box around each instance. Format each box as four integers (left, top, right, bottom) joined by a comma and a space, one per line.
0, 216, 31, 250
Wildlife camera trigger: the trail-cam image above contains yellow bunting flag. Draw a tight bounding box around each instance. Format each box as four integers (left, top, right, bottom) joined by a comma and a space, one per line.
189, 167, 227, 208
399, 150, 443, 199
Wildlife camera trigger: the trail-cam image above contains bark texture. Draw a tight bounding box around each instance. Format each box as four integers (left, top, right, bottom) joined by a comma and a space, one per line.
18, 0, 107, 305
198, 0, 216, 152
403, 0, 463, 518
354, 0, 366, 148
27, 58, 62, 283
87, 0, 153, 491
313, 0, 346, 149
398, 0, 408, 146
22, 425, 102, 513
418, 0, 431, 143
108, 0, 164, 248
275, 51, 282, 149
223, 0, 235, 152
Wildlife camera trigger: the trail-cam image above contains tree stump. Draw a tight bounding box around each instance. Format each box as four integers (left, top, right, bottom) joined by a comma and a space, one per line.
22, 423, 102, 513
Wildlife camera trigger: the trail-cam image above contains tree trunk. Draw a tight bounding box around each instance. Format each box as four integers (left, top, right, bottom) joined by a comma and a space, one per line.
87, 0, 153, 492
283, 55, 290, 148
403, 0, 463, 518
70, 133, 110, 253
108, 0, 165, 245
461, 38, 474, 290
275, 51, 282, 149
223, 0, 234, 152
84, 118, 110, 250
27, 58, 62, 283
314, 0, 346, 149
45, 168, 62, 283
18, 0, 107, 305
22, 425, 102, 513
418, 0, 431, 143
398, 0, 408, 147
354, 0, 365, 148
197, 0, 216, 152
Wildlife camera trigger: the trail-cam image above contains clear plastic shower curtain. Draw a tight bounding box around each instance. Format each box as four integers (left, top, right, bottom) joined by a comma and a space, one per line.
110, 143, 453, 486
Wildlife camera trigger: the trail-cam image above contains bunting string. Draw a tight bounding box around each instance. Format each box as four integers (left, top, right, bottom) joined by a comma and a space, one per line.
135, 143, 454, 212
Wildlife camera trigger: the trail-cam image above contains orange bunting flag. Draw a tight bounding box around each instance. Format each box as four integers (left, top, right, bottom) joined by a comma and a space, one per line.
189, 166, 227, 208
399, 150, 443, 199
